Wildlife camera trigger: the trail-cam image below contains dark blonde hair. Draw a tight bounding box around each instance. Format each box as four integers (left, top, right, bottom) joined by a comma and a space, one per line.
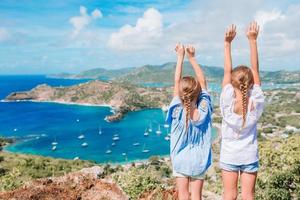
231, 65, 254, 127
179, 76, 201, 130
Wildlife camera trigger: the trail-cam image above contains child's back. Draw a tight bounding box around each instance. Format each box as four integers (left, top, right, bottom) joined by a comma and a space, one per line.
167, 88, 213, 175
220, 82, 264, 165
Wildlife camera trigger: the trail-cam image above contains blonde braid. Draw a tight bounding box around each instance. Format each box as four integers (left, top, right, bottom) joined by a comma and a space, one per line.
179, 76, 202, 133
240, 81, 248, 128
183, 92, 191, 130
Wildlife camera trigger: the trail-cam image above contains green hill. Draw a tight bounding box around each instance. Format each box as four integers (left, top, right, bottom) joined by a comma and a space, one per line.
49, 63, 300, 85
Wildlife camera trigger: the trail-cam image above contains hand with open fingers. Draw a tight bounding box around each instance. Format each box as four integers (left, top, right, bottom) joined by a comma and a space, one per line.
224, 24, 236, 43
247, 21, 260, 41
175, 43, 185, 59
185, 45, 195, 59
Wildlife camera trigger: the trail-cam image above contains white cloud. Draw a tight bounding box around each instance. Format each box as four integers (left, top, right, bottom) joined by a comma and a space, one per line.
254, 9, 285, 30
0, 27, 9, 42
69, 6, 102, 37
107, 8, 163, 51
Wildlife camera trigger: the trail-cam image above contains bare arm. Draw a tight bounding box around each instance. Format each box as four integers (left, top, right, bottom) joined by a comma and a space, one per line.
247, 21, 261, 85
174, 43, 185, 96
223, 24, 236, 88
186, 45, 207, 90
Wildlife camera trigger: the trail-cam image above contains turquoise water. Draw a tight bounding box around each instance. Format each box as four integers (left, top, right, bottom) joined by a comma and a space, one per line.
0, 75, 217, 163
3, 101, 171, 163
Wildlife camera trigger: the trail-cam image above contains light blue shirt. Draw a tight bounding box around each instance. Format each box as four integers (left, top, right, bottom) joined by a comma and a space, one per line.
166, 90, 213, 176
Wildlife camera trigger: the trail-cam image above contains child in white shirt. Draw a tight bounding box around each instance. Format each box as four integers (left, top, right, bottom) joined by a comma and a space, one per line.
220, 22, 265, 200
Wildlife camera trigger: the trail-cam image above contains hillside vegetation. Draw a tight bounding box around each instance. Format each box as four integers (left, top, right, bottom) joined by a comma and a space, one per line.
49, 62, 300, 85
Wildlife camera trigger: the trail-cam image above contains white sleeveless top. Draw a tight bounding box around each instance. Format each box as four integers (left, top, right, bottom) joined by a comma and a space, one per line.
220, 84, 265, 165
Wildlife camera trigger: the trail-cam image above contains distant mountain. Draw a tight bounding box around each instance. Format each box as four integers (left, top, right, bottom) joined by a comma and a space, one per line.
49, 63, 300, 84
117, 62, 224, 84
48, 67, 136, 80
261, 70, 300, 84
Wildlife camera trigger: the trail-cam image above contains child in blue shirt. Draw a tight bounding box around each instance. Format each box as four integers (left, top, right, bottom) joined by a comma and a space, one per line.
220, 22, 265, 200
166, 44, 213, 200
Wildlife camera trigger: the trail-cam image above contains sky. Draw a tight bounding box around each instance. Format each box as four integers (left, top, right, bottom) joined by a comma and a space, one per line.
0, 0, 299, 74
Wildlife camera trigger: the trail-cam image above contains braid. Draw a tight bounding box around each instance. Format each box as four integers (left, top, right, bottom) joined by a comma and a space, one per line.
179, 76, 202, 133
183, 91, 192, 130
240, 81, 248, 128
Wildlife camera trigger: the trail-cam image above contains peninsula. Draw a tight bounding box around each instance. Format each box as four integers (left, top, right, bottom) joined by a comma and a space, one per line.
5, 80, 172, 122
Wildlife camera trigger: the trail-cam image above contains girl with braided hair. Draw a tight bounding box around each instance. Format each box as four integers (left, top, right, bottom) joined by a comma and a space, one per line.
220, 22, 265, 200
166, 43, 213, 200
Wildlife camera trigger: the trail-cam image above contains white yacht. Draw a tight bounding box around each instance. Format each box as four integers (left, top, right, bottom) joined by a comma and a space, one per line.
73, 156, 80, 160
144, 129, 149, 136
78, 134, 85, 139
98, 126, 102, 135
163, 124, 170, 128
52, 137, 58, 146
148, 123, 152, 132
112, 136, 120, 141
133, 142, 140, 146
81, 142, 88, 147
106, 149, 112, 154
51, 146, 57, 151
156, 125, 162, 135
142, 144, 150, 153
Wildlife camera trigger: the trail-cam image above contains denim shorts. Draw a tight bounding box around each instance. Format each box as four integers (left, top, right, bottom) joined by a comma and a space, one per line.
172, 170, 206, 180
219, 161, 259, 173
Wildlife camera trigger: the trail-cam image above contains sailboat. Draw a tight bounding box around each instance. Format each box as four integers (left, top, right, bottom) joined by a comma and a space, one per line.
148, 123, 152, 132
51, 137, 58, 146
163, 124, 170, 128
144, 128, 149, 136
112, 136, 120, 141
98, 126, 102, 135
106, 149, 112, 154
165, 127, 171, 140
142, 143, 150, 153
133, 142, 140, 146
81, 142, 88, 147
78, 134, 85, 139
156, 125, 162, 135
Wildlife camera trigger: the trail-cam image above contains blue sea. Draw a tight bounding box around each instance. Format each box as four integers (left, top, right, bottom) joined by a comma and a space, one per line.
0, 75, 207, 163
0, 75, 293, 164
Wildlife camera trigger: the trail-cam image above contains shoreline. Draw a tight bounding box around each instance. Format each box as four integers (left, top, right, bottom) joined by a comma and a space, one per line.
1, 99, 114, 109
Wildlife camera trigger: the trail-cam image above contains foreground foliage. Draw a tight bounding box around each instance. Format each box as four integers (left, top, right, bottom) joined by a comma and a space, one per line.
0, 151, 95, 191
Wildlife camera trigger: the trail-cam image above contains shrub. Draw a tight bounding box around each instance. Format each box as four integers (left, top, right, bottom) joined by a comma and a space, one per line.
112, 167, 161, 199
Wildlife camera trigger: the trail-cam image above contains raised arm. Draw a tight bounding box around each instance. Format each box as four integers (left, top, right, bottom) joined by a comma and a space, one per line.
223, 24, 236, 88
247, 21, 261, 85
186, 45, 207, 90
174, 43, 185, 96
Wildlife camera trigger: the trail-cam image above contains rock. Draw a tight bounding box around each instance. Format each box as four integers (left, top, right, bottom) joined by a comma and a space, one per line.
0, 167, 128, 200
295, 92, 300, 101
80, 166, 104, 178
